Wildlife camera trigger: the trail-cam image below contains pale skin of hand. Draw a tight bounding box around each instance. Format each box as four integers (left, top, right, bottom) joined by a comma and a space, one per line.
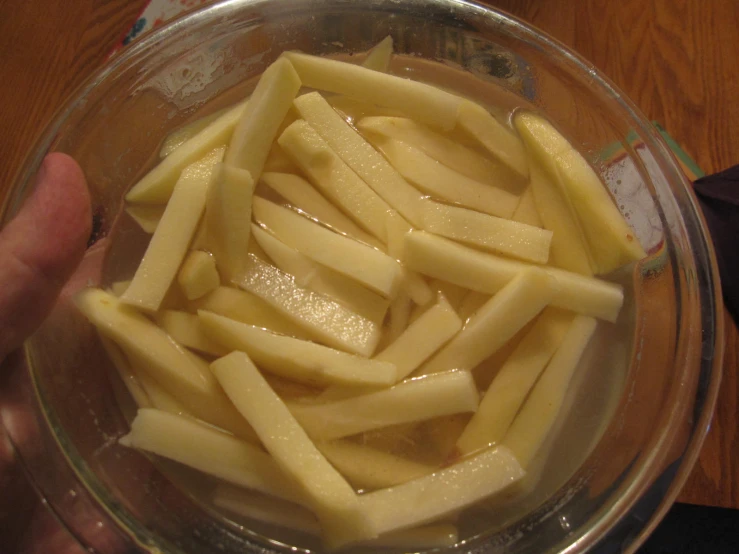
0, 153, 92, 552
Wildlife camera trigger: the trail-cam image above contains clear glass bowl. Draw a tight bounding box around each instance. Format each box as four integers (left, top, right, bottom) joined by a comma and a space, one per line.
0, 0, 723, 553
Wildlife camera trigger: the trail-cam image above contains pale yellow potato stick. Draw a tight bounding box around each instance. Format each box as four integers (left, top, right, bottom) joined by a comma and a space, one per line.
75, 288, 256, 442
177, 250, 220, 301
226, 58, 301, 179
357, 115, 522, 191
419, 269, 554, 375
252, 224, 389, 324
125, 203, 164, 234
515, 111, 645, 274
457, 290, 489, 322
133, 368, 192, 417
287, 370, 479, 440
362, 36, 394, 72
456, 308, 573, 455
528, 157, 594, 275
126, 103, 245, 203
155, 310, 227, 357
512, 186, 543, 228
316, 439, 435, 489
375, 293, 462, 381
252, 197, 402, 298
98, 334, 151, 408
457, 100, 529, 179
419, 199, 553, 264
235, 254, 382, 357
205, 163, 255, 281
405, 231, 624, 322
187, 286, 311, 340
214, 485, 459, 548
278, 120, 393, 242
159, 107, 231, 159
283, 51, 463, 129
294, 91, 425, 227
261, 172, 382, 248
360, 445, 524, 535
211, 352, 375, 548
386, 209, 435, 307
373, 138, 518, 218
198, 311, 397, 388
120, 409, 302, 504
121, 147, 225, 312
503, 315, 597, 467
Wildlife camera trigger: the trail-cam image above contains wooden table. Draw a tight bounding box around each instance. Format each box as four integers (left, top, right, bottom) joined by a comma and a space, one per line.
0, 0, 736, 544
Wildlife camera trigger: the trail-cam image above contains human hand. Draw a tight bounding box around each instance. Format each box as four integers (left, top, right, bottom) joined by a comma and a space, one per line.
0, 152, 91, 552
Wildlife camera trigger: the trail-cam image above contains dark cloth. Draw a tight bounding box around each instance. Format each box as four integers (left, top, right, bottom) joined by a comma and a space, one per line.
693, 166, 739, 322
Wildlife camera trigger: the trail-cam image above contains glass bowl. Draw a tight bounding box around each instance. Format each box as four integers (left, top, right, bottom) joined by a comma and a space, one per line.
0, 0, 723, 552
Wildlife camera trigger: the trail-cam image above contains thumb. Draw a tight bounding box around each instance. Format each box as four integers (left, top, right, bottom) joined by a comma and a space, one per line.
0, 153, 92, 360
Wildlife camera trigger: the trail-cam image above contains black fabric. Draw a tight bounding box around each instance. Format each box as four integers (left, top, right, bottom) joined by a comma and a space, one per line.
639, 502, 739, 553
693, 166, 739, 322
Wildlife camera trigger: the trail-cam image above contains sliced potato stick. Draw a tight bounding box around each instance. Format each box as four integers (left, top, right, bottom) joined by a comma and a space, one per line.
211, 352, 375, 548
156, 310, 227, 357
288, 370, 478, 440
362, 36, 394, 72
126, 103, 245, 203
199, 311, 397, 387
177, 250, 220, 301
405, 231, 624, 322
512, 186, 543, 228
121, 147, 224, 312
235, 254, 382, 357
125, 203, 164, 234
419, 269, 554, 375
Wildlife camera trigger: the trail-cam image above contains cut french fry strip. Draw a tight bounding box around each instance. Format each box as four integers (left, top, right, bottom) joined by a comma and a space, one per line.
420, 199, 553, 264
419, 269, 554, 375
360, 445, 524, 535
126, 103, 245, 203
252, 224, 389, 324
362, 36, 394, 72
125, 204, 164, 234
503, 315, 597, 467
278, 120, 393, 242
159, 106, 231, 159
386, 289, 412, 345
528, 157, 593, 275
133, 367, 192, 417
177, 250, 220, 301
294, 92, 425, 227
76, 288, 256, 442
188, 286, 311, 340
121, 147, 225, 312
235, 254, 382, 357
287, 370, 479, 440
456, 308, 573, 455
283, 51, 463, 130
211, 352, 375, 548
316, 439, 435, 490
225, 58, 301, 178
375, 293, 462, 381
430, 278, 468, 311
253, 197, 402, 298
156, 310, 227, 357
199, 311, 397, 387
385, 211, 434, 306
263, 143, 299, 173
99, 335, 151, 408
261, 172, 381, 248
120, 409, 301, 504
109, 280, 131, 297
357, 116, 522, 192
373, 138, 518, 219
515, 112, 645, 274
405, 231, 624, 322
205, 163, 255, 281
214, 485, 458, 548
457, 101, 528, 179
329, 95, 406, 122
512, 186, 543, 228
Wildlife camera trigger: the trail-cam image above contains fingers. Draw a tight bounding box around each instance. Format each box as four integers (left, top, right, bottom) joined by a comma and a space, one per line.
0, 153, 91, 360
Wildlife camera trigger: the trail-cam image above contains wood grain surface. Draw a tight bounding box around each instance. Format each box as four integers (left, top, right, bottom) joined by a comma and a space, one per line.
0, 0, 736, 533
